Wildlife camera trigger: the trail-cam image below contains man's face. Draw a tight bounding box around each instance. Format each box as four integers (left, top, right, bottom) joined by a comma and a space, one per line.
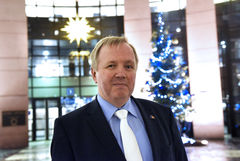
91, 43, 137, 107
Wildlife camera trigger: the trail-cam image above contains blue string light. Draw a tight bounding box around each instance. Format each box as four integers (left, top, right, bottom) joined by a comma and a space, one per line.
146, 12, 192, 122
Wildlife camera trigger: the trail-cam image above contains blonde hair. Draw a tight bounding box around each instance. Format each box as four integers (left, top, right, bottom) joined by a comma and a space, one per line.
90, 36, 138, 70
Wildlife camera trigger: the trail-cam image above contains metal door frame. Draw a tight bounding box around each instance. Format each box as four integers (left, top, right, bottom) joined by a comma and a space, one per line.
32, 97, 61, 141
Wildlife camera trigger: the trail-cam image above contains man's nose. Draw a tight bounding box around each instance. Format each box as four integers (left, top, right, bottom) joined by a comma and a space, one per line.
115, 67, 126, 78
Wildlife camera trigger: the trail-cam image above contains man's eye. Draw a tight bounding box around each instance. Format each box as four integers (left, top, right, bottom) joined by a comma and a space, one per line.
126, 65, 134, 69
107, 64, 115, 68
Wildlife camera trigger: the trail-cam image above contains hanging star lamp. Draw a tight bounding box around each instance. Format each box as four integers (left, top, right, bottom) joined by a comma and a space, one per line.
61, 16, 95, 47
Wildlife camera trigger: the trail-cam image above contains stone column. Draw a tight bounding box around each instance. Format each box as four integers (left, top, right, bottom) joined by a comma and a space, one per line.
124, 0, 152, 99
0, 0, 28, 148
186, 0, 224, 139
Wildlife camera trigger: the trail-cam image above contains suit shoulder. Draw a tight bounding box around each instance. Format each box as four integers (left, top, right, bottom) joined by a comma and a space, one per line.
134, 98, 171, 112
134, 98, 165, 107
135, 98, 158, 105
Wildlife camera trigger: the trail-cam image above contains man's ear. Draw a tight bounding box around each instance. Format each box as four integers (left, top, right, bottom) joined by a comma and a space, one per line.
91, 68, 97, 84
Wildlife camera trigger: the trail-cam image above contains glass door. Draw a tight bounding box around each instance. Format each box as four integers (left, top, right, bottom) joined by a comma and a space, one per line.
31, 98, 60, 141
48, 99, 60, 139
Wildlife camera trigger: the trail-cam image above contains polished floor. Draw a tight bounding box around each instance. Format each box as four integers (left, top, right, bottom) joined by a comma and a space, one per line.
0, 137, 240, 161
185, 138, 240, 161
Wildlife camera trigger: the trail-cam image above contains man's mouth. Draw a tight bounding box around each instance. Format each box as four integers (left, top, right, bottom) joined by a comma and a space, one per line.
113, 83, 127, 86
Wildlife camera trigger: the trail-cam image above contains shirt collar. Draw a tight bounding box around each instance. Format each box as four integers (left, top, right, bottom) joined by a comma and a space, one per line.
97, 95, 138, 121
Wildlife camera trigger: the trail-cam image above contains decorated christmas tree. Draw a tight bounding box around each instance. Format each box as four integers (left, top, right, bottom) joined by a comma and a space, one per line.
146, 12, 192, 124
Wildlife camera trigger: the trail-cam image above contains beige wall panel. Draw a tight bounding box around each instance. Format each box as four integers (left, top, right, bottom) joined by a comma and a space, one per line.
186, 10, 215, 26
0, 58, 28, 70
187, 48, 220, 64
0, 96, 28, 109
124, 19, 152, 33
0, 33, 28, 58
0, 21, 27, 34
186, 0, 224, 139
125, 6, 151, 20
187, 24, 218, 50
0, 71, 28, 96
0, 0, 28, 149
124, 0, 149, 10
124, 31, 152, 54
124, 0, 152, 99
0, 0, 26, 21
186, 0, 214, 13
0, 126, 28, 148
188, 62, 222, 91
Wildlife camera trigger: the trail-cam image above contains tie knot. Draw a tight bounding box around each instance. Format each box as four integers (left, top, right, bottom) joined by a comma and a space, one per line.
115, 109, 128, 120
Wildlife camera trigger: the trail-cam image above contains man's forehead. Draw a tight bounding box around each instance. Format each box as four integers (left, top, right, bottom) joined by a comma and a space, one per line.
106, 59, 135, 63
101, 42, 131, 50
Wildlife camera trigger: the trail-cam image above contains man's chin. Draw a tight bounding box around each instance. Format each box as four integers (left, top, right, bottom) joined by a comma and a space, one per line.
113, 92, 130, 100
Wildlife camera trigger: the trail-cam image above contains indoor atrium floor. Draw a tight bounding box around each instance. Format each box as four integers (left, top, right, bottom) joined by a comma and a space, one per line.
0, 137, 240, 161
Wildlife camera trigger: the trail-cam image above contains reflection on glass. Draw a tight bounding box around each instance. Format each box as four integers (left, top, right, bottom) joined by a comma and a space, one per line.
37, 6, 54, 17
61, 87, 80, 97
33, 47, 58, 56
63, 67, 70, 76
32, 56, 58, 65
54, 0, 76, 6
36, 0, 54, 6
149, 0, 186, 12
60, 49, 75, 56
33, 77, 60, 87
75, 67, 80, 76
179, 0, 187, 9
80, 65, 84, 76
33, 99, 59, 140
78, 7, 100, 17
117, 6, 124, 16
61, 96, 94, 115
117, 0, 124, 5
25, 1, 124, 18
54, 7, 76, 18
36, 100, 46, 140
33, 39, 57, 46
34, 61, 64, 77
25, 6, 37, 17
25, 0, 36, 6
78, 0, 99, 6
101, 0, 116, 5
62, 64, 81, 77
33, 88, 60, 98
28, 131, 32, 141
81, 76, 96, 86
61, 57, 70, 65
233, 40, 240, 59
28, 100, 33, 141
60, 40, 78, 48
61, 77, 79, 86
214, 0, 230, 4
101, 6, 116, 16
81, 87, 98, 96
48, 100, 59, 140
36, 130, 45, 140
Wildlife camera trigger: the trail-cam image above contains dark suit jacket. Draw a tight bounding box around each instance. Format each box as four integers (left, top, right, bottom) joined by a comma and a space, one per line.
51, 97, 188, 161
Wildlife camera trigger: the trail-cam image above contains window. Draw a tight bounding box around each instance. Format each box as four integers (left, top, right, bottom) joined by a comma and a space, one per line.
25, 0, 124, 17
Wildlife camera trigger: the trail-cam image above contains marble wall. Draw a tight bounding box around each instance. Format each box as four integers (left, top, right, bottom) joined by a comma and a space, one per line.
186, 0, 224, 139
124, 0, 153, 99
0, 0, 28, 148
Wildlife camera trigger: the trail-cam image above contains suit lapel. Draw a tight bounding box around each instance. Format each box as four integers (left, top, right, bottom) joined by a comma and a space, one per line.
132, 97, 170, 161
86, 99, 126, 161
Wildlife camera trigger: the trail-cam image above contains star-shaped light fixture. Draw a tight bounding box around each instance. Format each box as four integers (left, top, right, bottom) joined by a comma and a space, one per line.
61, 16, 95, 46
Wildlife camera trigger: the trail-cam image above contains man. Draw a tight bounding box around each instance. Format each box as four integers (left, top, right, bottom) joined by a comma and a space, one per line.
51, 36, 188, 161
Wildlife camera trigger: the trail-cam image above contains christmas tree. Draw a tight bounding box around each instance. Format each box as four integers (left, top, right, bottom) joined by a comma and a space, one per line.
146, 13, 192, 123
